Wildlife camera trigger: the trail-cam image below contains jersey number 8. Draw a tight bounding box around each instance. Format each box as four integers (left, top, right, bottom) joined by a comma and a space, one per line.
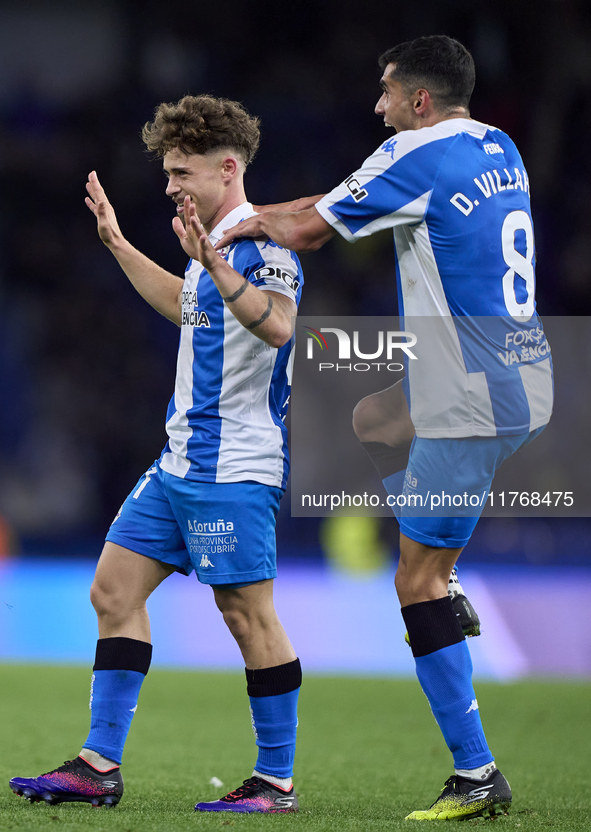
501, 210, 535, 321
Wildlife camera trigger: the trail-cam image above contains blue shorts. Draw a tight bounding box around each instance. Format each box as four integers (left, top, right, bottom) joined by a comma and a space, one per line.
396, 427, 545, 549
106, 462, 283, 587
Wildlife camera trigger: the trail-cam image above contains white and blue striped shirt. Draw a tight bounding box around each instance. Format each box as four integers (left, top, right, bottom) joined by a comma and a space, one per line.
159, 202, 303, 488
317, 119, 553, 438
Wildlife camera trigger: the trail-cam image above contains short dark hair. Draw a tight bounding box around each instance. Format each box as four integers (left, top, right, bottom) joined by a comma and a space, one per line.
379, 35, 475, 112
141, 94, 260, 165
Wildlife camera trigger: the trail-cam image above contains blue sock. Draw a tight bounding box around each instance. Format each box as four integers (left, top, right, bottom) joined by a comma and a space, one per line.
402, 598, 493, 770
84, 637, 152, 765
249, 689, 300, 777
416, 642, 492, 769
246, 658, 301, 779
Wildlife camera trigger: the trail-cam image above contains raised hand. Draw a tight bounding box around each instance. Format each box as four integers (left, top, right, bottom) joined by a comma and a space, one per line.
172, 196, 223, 273
85, 171, 123, 248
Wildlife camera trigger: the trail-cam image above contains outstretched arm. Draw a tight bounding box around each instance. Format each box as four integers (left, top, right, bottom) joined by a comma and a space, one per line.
214, 205, 336, 253
85, 171, 183, 325
173, 197, 296, 348
252, 194, 325, 214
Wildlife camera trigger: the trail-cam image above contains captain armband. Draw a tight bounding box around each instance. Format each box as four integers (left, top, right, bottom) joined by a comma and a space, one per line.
246, 295, 273, 330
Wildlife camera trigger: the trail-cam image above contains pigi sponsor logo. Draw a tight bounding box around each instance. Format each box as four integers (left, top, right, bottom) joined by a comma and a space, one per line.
303, 325, 417, 372
253, 265, 300, 293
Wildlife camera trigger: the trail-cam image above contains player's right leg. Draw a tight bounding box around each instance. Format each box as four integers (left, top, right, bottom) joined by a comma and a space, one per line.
9, 463, 183, 808
9, 543, 173, 807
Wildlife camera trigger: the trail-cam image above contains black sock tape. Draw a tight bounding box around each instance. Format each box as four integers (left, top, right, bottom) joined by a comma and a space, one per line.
246, 657, 302, 697
93, 637, 153, 675
401, 596, 464, 658
361, 440, 412, 479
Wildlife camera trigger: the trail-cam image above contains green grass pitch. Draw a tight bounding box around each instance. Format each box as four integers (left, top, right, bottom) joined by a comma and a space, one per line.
1, 665, 590, 831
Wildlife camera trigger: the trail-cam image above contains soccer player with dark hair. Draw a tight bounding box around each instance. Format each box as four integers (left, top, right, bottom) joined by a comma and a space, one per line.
215, 35, 552, 820
10, 95, 303, 814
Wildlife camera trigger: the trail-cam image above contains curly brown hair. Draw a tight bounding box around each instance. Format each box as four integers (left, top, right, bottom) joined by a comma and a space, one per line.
141, 94, 260, 165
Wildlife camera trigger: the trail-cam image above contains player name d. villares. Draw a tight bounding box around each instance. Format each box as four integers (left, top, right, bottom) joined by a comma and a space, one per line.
451, 165, 530, 217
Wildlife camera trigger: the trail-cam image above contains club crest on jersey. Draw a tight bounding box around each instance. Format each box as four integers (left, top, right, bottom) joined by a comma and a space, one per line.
182, 309, 211, 327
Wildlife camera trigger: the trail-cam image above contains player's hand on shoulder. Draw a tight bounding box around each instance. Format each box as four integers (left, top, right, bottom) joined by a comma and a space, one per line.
85, 171, 124, 248
215, 215, 268, 251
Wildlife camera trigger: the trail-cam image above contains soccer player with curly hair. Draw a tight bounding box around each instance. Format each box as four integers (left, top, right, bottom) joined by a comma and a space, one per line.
10, 95, 303, 814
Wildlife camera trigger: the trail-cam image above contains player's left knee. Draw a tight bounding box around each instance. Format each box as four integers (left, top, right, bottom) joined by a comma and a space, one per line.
352, 395, 376, 441
221, 606, 250, 640
219, 599, 277, 644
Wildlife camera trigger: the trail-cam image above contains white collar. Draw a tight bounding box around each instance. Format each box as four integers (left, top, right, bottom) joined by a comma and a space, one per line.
208, 201, 255, 246
435, 117, 491, 138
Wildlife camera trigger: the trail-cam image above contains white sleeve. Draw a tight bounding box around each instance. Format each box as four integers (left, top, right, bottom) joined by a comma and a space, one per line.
249, 241, 302, 301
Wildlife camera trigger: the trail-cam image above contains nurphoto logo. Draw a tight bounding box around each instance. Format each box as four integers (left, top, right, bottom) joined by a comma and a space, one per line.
302, 324, 417, 372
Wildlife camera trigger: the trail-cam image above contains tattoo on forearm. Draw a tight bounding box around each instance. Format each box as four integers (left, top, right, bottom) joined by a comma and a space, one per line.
246, 295, 273, 330
223, 278, 249, 303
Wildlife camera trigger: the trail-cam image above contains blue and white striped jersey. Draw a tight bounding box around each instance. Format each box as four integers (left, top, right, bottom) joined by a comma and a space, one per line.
159, 202, 303, 488
316, 118, 553, 438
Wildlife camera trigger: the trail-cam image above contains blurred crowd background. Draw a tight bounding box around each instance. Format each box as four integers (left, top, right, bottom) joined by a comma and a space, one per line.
1, 0, 591, 568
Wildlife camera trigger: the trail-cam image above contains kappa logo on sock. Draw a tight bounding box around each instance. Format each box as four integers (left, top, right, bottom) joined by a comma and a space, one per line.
129, 705, 138, 713
249, 706, 258, 739
89, 673, 95, 710
465, 699, 479, 714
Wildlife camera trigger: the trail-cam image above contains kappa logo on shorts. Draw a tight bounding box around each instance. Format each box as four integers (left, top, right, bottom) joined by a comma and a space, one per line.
200, 554, 215, 568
